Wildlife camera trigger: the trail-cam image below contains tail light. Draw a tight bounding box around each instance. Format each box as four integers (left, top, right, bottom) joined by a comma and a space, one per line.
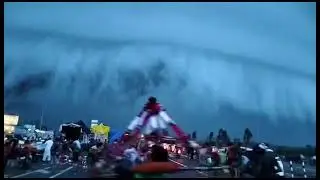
178, 149, 181, 154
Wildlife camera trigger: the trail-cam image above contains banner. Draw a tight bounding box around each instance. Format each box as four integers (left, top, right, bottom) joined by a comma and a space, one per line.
91, 123, 110, 139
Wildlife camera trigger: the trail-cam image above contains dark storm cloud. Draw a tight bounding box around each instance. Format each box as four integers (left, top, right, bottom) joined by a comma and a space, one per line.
4, 2, 316, 146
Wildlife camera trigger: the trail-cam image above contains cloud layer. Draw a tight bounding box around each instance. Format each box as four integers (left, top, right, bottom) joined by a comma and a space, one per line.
4, 2, 316, 146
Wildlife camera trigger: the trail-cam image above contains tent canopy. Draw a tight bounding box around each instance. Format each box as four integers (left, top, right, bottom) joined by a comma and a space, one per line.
109, 130, 124, 144
59, 123, 81, 132
59, 123, 82, 140
75, 120, 90, 134
59, 121, 90, 134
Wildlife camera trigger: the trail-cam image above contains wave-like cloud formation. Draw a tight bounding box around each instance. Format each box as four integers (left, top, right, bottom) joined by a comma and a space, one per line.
4, 2, 316, 146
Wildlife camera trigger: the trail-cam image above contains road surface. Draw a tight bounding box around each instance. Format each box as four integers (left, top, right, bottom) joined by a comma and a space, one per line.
170, 154, 317, 178
4, 156, 316, 178
4, 157, 226, 178
168, 154, 233, 178
4, 162, 89, 178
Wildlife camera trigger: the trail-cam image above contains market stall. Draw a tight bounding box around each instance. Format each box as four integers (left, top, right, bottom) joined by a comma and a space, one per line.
59, 123, 82, 140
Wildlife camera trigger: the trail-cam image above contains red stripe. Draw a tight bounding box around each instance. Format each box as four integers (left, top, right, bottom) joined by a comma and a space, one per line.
170, 124, 187, 141
133, 113, 153, 137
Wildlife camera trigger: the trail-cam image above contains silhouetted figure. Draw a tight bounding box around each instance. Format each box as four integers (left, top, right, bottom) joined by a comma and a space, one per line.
191, 131, 197, 140
217, 128, 230, 147
243, 128, 253, 147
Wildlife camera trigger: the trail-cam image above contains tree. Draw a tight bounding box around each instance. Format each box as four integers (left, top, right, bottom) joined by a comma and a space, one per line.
216, 129, 223, 147
192, 131, 197, 140
243, 128, 253, 147
223, 130, 231, 146
305, 145, 312, 149
216, 129, 230, 147
218, 129, 224, 137
208, 132, 214, 142
206, 132, 215, 146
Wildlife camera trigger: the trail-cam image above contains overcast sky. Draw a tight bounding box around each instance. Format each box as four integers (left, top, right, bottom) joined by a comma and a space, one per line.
4, 2, 316, 146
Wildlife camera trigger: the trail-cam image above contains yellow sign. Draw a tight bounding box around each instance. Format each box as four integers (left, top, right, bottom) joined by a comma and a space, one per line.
91, 123, 110, 137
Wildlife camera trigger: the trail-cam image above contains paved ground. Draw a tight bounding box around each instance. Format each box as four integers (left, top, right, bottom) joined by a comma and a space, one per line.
4, 156, 316, 178
167, 158, 211, 178
282, 161, 316, 178
168, 154, 232, 178
3, 157, 223, 178
4, 161, 89, 178
170, 154, 317, 178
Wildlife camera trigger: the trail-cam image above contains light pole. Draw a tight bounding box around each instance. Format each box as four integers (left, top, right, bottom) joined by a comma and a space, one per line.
257, 120, 260, 142
39, 104, 46, 130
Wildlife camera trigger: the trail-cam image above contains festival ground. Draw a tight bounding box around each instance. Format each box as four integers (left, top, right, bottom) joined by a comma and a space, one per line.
3, 158, 229, 178
4, 154, 316, 178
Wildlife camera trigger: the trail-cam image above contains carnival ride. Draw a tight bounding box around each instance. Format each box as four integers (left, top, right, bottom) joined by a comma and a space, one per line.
121, 97, 189, 144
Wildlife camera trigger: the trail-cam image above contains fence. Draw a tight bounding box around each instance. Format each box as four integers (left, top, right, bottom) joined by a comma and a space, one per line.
289, 160, 309, 178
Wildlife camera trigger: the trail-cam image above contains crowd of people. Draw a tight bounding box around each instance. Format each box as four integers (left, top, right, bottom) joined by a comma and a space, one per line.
186, 141, 285, 178
4, 136, 41, 170
112, 141, 170, 178
3, 134, 108, 171
4, 131, 286, 178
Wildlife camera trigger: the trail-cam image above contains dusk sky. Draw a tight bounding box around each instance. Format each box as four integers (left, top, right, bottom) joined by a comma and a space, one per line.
4, 2, 316, 146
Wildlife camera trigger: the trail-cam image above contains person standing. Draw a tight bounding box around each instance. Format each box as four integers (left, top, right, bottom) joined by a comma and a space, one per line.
42, 137, 54, 162
6, 139, 19, 169
123, 144, 139, 166
133, 144, 169, 178
4, 141, 12, 170
227, 142, 242, 177
72, 139, 81, 163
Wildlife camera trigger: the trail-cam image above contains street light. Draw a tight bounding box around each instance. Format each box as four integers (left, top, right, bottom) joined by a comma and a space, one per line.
39, 104, 47, 130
